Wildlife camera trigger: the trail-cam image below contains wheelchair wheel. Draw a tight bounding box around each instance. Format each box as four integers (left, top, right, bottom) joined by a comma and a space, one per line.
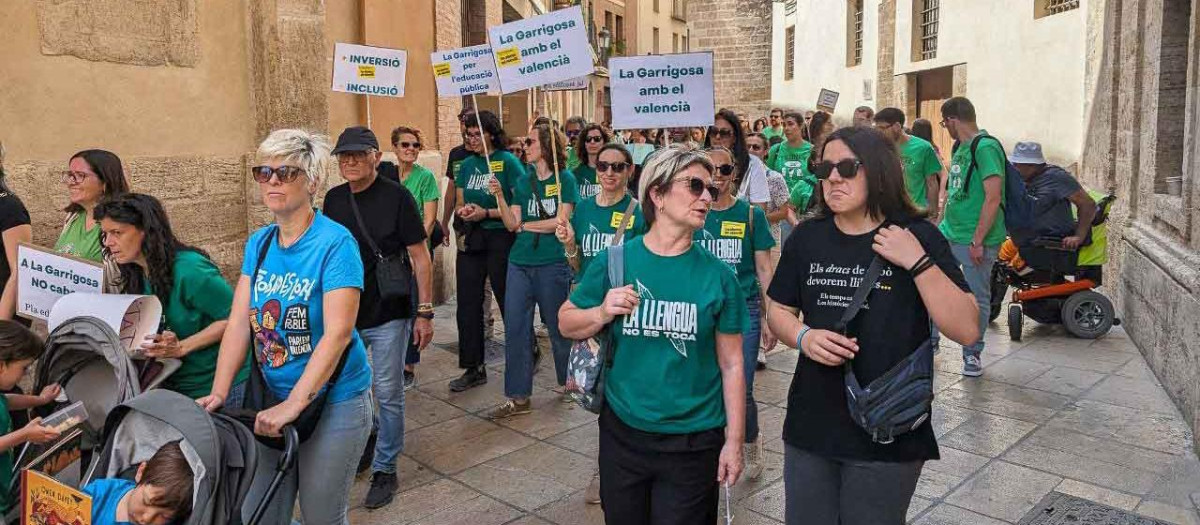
1008, 304, 1023, 342
989, 266, 1007, 322
1061, 291, 1115, 339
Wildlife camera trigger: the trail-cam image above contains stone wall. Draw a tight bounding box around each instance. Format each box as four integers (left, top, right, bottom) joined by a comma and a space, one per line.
687, 0, 772, 114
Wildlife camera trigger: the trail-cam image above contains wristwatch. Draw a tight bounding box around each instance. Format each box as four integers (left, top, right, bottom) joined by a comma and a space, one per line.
416, 311, 435, 320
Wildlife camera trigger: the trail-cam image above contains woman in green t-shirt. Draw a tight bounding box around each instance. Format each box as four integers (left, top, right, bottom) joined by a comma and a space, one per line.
93, 193, 250, 401
571, 124, 610, 201
56, 150, 130, 293
557, 144, 644, 277
559, 146, 748, 523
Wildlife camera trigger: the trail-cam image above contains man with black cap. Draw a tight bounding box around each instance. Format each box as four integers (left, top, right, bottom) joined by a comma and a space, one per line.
323, 125, 434, 509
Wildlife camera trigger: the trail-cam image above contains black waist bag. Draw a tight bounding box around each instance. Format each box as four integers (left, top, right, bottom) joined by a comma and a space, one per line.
838, 256, 935, 445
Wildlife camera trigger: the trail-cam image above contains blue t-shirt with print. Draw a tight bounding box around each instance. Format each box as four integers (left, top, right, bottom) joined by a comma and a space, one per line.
240, 212, 372, 403
83, 478, 136, 525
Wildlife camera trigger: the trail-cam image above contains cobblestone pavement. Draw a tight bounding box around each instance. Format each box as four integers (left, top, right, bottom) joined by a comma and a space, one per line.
342, 303, 1200, 525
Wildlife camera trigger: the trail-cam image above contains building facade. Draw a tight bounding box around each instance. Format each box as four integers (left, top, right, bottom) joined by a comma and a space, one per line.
628, 0, 690, 56
687, 0, 773, 116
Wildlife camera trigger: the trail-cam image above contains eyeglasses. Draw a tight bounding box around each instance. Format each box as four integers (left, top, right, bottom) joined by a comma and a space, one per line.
939, 117, 955, 128
337, 151, 374, 165
60, 170, 93, 184
713, 164, 736, 177
874, 122, 894, 130
748, 144, 765, 152
812, 159, 863, 180
566, 129, 581, 138
585, 135, 605, 144
596, 161, 629, 173
523, 137, 535, 146
463, 130, 482, 139
251, 165, 307, 184
395, 141, 421, 149
709, 128, 734, 138
673, 177, 719, 200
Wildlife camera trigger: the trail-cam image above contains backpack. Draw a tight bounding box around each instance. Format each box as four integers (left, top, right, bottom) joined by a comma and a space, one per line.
959, 135, 1034, 232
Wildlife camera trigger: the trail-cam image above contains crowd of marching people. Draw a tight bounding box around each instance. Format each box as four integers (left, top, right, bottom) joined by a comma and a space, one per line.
0, 93, 1110, 524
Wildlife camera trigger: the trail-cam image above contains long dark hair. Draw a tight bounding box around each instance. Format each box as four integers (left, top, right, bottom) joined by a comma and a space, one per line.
803, 111, 832, 143
530, 124, 568, 171
575, 124, 611, 166
703, 109, 750, 186
65, 149, 130, 213
93, 193, 210, 305
467, 110, 507, 153
809, 127, 924, 223
910, 119, 934, 144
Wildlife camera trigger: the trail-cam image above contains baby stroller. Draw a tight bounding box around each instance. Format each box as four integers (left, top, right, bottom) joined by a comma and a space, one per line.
990, 193, 1121, 342
81, 389, 298, 525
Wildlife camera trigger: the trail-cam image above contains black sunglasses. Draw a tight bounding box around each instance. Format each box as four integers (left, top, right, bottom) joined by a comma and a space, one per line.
747, 144, 765, 152
713, 164, 735, 176
812, 159, 863, 180
251, 165, 306, 184
463, 130, 482, 139
584, 135, 605, 144
596, 161, 629, 173
709, 128, 734, 138
674, 177, 719, 200
523, 137, 535, 146
395, 141, 421, 149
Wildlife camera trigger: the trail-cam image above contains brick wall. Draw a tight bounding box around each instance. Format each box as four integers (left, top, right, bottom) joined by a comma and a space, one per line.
687, 0, 773, 115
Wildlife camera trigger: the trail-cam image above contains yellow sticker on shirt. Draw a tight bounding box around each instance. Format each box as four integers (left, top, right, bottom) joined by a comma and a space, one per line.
546, 184, 560, 197
610, 211, 631, 229
489, 160, 504, 173
720, 221, 746, 238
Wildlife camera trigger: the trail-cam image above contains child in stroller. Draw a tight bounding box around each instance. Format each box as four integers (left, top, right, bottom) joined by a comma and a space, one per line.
83, 440, 193, 525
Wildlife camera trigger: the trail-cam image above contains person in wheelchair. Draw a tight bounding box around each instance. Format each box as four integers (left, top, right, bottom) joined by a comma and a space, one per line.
998, 142, 1098, 282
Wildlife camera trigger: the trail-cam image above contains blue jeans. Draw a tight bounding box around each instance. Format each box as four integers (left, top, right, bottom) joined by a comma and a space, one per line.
949, 243, 1000, 358
743, 296, 762, 443
242, 389, 372, 525
360, 318, 413, 474
503, 261, 573, 399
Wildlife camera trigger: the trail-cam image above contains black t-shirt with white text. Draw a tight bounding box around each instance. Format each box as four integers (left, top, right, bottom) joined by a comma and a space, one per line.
0, 192, 30, 292
324, 176, 426, 328
445, 144, 471, 182
768, 215, 969, 462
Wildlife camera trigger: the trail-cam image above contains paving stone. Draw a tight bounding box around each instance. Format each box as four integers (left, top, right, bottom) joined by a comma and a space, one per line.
1023, 366, 1107, 397
756, 404, 787, 443
1048, 400, 1194, 456
360, 478, 489, 524
1009, 344, 1132, 373
404, 415, 536, 474
491, 390, 598, 440
1003, 442, 1160, 494
941, 379, 1072, 423
911, 503, 1010, 525
945, 461, 1062, 522
413, 347, 476, 384
978, 357, 1055, 386
1135, 500, 1200, 525
730, 450, 785, 502
753, 369, 793, 405
505, 515, 554, 524
742, 480, 785, 521
407, 491, 524, 525
544, 421, 600, 459
454, 442, 593, 511
926, 446, 989, 480
907, 496, 934, 523
916, 467, 964, 499
764, 347, 799, 374
1146, 456, 1200, 509
938, 411, 1037, 457
933, 371, 962, 393
1114, 357, 1162, 383
407, 388, 470, 432
1054, 478, 1141, 511
1084, 375, 1182, 416
418, 365, 513, 414
1023, 425, 1179, 474
729, 506, 784, 524
931, 402, 976, 438
533, 489, 607, 525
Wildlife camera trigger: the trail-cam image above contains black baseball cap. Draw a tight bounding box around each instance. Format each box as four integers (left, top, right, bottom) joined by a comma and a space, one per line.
332, 126, 379, 154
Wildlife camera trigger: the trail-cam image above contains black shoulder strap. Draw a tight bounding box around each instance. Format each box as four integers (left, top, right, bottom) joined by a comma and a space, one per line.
347, 192, 384, 259
962, 134, 996, 196
833, 256, 885, 334
251, 227, 278, 286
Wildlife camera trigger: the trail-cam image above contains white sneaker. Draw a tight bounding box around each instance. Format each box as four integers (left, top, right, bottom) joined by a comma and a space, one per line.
743, 437, 764, 481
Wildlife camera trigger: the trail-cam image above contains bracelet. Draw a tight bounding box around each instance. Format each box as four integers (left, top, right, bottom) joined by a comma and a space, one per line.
417, 302, 434, 312
908, 254, 931, 273
564, 247, 579, 258
796, 326, 811, 349
912, 258, 937, 278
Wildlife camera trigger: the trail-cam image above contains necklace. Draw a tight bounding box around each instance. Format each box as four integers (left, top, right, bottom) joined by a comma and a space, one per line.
279, 208, 316, 248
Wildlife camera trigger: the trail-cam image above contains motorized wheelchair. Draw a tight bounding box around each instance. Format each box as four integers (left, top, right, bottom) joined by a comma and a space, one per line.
989, 193, 1120, 342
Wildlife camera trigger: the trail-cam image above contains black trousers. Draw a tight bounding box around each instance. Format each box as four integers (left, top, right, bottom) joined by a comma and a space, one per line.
455, 228, 514, 369
598, 405, 724, 525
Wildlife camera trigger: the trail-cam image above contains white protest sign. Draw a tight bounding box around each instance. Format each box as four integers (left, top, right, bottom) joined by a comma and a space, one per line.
16, 243, 104, 321
489, 5, 594, 94
49, 293, 162, 356
332, 43, 408, 97
610, 52, 715, 130
432, 45, 499, 97
816, 88, 839, 112
543, 76, 589, 91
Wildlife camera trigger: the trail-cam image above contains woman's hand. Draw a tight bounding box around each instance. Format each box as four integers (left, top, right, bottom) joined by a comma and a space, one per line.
872, 225, 926, 270
21, 418, 61, 445
487, 176, 504, 196
255, 399, 305, 437
440, 220, 452, 246
37, 384, 62, 406
800, 329, 858, 366
716, 441, 743, 485
464, 205, 488, 222
413, 318, 434, 349
599, 285, 639, 323
142, 331, 187, 359
196, 393, 225, 413
554, 216, 575, 245
760, 331, 778, 353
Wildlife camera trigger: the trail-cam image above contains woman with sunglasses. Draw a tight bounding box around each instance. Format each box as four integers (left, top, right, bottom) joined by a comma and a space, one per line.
752, 117, 768, 134
573, 124, 611, 201
56, 149, 130, 267
199, 129, 373, 524
487, 124, 579, 418
765, 127, 979, 524
557, 144, 644, 276
448, 111, 521, 392
696, 146, 775, 482
704, 109, 770, 211
559, 146, 747, 524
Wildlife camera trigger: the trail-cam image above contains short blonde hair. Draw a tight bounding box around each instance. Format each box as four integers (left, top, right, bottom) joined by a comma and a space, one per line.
637, 145, 714, 227
255, 129, 331, 188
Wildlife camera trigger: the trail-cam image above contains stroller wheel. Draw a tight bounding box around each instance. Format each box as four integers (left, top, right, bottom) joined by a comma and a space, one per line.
1008, 304, 1023, 342
1061, 290, 1115, 339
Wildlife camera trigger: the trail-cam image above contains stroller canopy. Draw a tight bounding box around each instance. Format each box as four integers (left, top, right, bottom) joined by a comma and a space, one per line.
37, 316, 142, 432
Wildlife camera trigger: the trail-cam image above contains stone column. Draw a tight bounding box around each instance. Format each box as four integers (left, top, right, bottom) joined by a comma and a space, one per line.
687, 0, 773, 114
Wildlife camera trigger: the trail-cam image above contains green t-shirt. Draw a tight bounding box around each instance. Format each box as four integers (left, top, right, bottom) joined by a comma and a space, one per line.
509, 169, 579, 266
767, 140, 813, 191
569, 237, 748, 434
761, 126, 784, 141
570, 194, 646, 276
899, 136, 943, 209
0, 395, 12, 516
455, 151, 521, 230
940, 132, 1008, 246
400, 164, 441, 221
144, 250, 251, 399
695, 200, 775, 299
574, 164, 602, 200
788, 173, 819, 211
54, 212, 104, 262
566, 147, 582, 170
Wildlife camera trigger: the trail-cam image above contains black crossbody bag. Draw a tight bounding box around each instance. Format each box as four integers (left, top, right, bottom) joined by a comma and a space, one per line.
228, 227, 351, 450
837, 256, 935, 445
348, 191, 413, 302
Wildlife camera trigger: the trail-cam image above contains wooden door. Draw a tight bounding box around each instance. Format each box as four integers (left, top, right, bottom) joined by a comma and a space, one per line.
916, 68, 954, 161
